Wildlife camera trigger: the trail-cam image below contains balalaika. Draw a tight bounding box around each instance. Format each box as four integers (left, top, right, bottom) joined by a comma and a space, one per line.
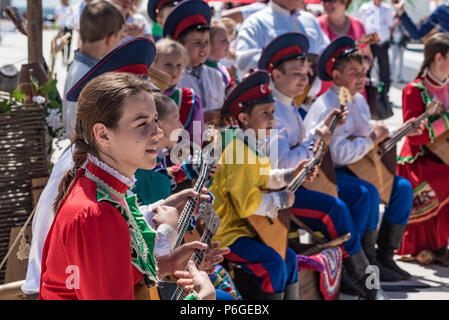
347, 100, 443, 203
171, 203, 221, 300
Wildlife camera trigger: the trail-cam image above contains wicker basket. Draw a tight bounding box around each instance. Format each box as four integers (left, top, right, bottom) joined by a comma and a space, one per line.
0, 94, 50, 284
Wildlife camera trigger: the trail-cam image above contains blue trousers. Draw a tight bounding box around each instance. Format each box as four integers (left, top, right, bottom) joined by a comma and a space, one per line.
335, 168, 412, 231
290, 187, 362, 256
226, 237, 298, 293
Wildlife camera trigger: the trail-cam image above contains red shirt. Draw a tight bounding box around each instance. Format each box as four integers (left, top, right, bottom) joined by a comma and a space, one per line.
39, 166, 143, 300
318, 15, 367, 42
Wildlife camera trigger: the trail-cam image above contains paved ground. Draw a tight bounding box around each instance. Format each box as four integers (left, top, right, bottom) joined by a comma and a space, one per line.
1, 21, 448, 300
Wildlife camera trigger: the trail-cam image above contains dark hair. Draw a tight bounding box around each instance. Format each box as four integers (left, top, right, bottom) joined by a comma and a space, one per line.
153, 93, 177, 120
80, 0, 124, 43
333, 50, 364, 74
53, 72, 154, 213
342, 0, 352, 10
177, 25, 210, 45
416, 33, 449, 79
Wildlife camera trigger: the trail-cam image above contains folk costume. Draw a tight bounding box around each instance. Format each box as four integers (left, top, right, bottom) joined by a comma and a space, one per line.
259, 33, 365, 259
147, 0, 179, 43
205, 60, 238, 92
164, 0, 226, 113
39, 155, 162, 300
24, 38, 161, 296
210, 71, 298, 300
399, 5, 449, 41
396, 71, 449, 257
305, 36, 413, 283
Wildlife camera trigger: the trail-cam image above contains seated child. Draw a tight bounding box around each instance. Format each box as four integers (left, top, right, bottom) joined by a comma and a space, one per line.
304, 36, 422, 282
210, 71, 316, 300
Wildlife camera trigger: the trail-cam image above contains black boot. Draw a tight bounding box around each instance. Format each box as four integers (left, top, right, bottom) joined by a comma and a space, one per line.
376, 221, 411, 280
343, 250, 389, 300
340, 270, 360, 296
284, 282, 299, 300
362, 229, 403, 282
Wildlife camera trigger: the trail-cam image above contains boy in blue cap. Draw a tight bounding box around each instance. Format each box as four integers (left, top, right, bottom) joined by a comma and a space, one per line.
210, 71, 316, 300
163, 0, 226, 126
259, 32, 387, 300
305, 36, 419, 283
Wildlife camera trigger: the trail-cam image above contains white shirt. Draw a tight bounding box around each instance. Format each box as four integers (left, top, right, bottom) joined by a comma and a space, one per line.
304, 87, 375, 167
240, 1, 268, 20
358, 1, 394, 43
62, 54, 96, 139
22, 147, 174, 295
268, 88, 316, 170
236, 1, 330, 74
178, 64, 226, 112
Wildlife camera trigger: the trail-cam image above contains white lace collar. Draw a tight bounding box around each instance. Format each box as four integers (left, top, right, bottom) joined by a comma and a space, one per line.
87, 154, 136, 188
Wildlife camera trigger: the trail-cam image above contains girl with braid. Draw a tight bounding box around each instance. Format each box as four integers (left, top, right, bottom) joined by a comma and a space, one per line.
39, 72, 216, 300
397, 33, 449, 265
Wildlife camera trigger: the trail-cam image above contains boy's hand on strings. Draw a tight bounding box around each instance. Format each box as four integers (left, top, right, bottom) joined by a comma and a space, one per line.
199, 241, 230, 273
158, 241, 208, 277
162, 187, 211, 213
175, 261, 216, 300
292, 159, 319, 184
370, 122, 390, 145
406, 118, 428, 137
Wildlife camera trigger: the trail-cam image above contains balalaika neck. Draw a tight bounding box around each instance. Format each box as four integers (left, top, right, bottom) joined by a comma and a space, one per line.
173, 163, 212, 249
172, 229, 214, 300
381, 108, 432, 153
286, 103, 344, 193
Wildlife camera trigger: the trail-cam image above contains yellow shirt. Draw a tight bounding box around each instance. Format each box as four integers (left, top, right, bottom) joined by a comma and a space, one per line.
210, 133, 271, 248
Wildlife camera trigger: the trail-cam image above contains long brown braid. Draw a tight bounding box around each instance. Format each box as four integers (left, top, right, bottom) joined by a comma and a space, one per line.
53, 72, 154, 213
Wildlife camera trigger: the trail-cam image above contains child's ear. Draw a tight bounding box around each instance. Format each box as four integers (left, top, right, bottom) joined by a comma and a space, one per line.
93, 123, 113, 148
271, 69, 281, 82
237, 112, 249, 127
435, 52, 444, 64
331, 69, 341, 84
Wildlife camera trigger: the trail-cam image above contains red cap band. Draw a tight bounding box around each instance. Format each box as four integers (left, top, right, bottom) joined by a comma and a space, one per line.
325, 45, 352, 78
173, 14, 208, 40
229, 83, 271, 118
114, 64, 150, 76
268, 46, 303, 72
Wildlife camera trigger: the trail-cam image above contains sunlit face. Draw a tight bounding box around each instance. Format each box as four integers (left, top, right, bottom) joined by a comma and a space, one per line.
322, 0, 347, 17
272, 59, 309, 98
238, 102, 276, 136
100, 91, 163, 176
332, 60, 366, 95
153, 51, 185, 87
182, 30, 211, 67
157, 100, 183, 149
210, 28, 230, 60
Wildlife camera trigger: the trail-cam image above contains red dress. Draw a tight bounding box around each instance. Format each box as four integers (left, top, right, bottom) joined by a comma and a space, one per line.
396, 74, 449, 255
39, 158, 155, 300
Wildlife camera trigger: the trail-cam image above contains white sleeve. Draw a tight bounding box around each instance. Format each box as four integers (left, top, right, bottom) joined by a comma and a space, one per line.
252, 191, 291, 218
329, 126, 374, 166
235, 19, 263, 74
139, 204, 177, 256
267, 168, 294, 189
269, 127, 315, 169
